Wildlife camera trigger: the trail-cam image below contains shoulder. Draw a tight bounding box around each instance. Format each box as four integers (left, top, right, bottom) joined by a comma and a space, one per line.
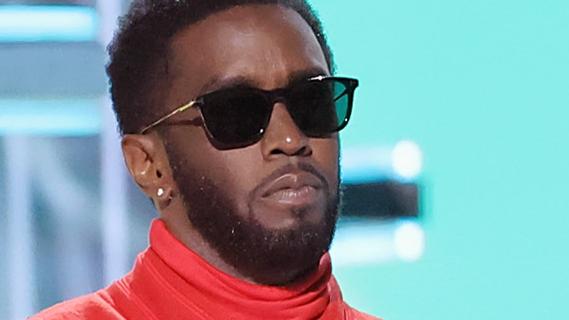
28, 290, 123, 320
345, 305, 383, 320
328, 276, 382, 320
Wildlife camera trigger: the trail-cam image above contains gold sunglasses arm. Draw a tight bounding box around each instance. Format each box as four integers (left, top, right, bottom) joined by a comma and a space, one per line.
139, 100, 198, 134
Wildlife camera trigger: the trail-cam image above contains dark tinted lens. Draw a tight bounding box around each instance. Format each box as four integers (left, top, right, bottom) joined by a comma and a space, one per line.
288, 79, 351, 136
199, 88, 271, 147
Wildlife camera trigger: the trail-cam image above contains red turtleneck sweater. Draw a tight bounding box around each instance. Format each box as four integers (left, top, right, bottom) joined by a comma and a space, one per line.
30, 220, 379, 320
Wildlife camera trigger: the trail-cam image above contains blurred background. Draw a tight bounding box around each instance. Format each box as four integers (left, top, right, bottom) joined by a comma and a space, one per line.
0, 0, 568, 319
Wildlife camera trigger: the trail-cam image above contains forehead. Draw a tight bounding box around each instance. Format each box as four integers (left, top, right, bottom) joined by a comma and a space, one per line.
166, 4, 329, 96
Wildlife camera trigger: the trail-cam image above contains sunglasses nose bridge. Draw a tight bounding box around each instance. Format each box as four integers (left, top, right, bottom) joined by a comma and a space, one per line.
260, 102, 311, 158
266, 87, 288, 106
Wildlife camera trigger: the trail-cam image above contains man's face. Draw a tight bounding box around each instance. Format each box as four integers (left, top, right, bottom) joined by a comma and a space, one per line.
161, 5, 339, 284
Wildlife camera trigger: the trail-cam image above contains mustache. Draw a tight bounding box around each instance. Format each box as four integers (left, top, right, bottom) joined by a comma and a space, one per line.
252, 162, 330, 196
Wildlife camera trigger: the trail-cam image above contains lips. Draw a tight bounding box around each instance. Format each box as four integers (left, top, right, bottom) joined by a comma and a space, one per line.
260, 171, 324, 206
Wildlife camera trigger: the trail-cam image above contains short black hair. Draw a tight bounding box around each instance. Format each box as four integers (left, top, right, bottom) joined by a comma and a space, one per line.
106, 0, 335, 135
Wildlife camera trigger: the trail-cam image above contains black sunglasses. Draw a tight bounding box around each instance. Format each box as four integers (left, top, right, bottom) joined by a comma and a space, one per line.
140, 76, 359, 149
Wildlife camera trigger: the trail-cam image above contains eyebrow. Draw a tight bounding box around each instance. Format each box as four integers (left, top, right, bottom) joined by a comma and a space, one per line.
198, 67, 329, 96
198, 75, 258, 96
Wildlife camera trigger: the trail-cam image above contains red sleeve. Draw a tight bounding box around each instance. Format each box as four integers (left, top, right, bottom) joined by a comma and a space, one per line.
345, 305, 383, 320
28, 290, 125, 320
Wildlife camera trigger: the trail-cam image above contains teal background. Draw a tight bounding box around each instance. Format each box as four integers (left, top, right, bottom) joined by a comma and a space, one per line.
310, 0, 569, 319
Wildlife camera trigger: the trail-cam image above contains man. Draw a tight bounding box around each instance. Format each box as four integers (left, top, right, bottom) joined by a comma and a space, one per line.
31, 0, 378, 319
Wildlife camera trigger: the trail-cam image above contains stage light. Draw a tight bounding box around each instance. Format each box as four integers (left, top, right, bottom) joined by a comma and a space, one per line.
0, 98, 100, 136
0, 5, 98, 42
394, 221, 425, 261
392, 140, 423, 179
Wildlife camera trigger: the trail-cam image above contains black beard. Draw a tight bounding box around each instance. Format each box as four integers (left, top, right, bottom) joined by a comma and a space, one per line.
166, 151, 339, 285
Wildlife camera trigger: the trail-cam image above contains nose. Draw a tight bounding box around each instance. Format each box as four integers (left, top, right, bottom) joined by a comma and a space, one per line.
260, 103, 312, 160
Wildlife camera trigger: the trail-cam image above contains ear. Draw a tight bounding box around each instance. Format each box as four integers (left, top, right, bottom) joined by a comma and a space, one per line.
122, 134, 173, 200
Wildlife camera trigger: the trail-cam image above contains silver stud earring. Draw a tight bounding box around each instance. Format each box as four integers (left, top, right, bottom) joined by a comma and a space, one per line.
285, 137, 292, 144
157, 188, 165, 197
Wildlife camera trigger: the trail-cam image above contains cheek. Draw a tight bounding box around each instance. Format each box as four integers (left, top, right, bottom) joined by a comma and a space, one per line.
311, 138, 340, 190
166, 127, 242, 190
217, 150, 261, 190
189, 143, 262, 205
